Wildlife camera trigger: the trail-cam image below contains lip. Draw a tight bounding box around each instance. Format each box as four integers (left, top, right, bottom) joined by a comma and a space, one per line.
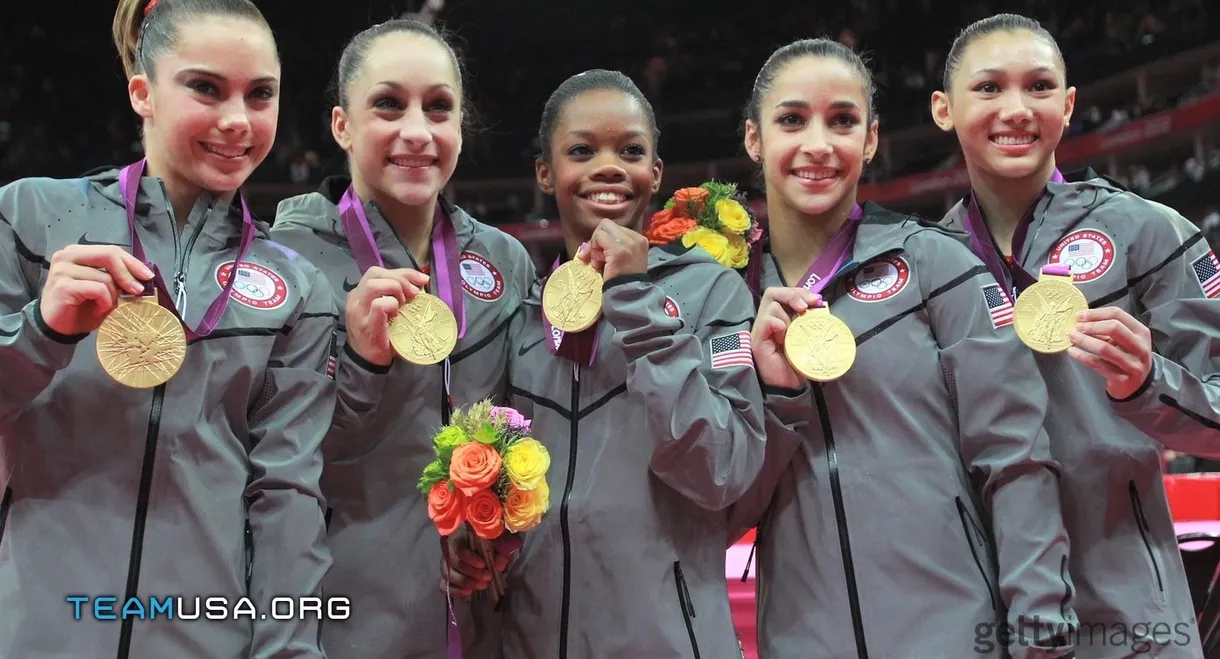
201, 142, 251, 159
578, 185, 635, 215
387, 155, 437, 169
989, 132, 1039, 155
791, 166, 839, 190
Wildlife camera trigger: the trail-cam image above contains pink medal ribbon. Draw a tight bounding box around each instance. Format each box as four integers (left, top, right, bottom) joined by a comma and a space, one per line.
962, 168, 1066, 296
747, 204, 863, 305
117, 159, 255, 339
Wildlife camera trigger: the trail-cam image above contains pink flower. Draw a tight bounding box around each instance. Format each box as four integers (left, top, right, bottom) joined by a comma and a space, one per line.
491, 406, 531, 430
748, 221, 764, 245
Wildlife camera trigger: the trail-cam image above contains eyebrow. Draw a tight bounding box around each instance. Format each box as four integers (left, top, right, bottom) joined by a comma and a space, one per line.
371, 81, 456, 93
565, 129, 646, 140
774, 99, 860, 110
970, 66, 1055, 77
177, 67, 278, 85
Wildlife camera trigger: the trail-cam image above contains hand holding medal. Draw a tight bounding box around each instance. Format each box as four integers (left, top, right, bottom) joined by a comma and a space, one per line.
40, 245, 154, 336
343, 266, 433, 367
543, 218, 647, 334
751, 287, 820, 390
1068, 306, 1154, 400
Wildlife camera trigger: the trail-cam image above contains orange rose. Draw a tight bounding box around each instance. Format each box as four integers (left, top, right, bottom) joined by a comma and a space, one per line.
466, 489, 506, 540
671, 187, 709, 218
644, 211, 698, 247
450, 442, 503, 496
427, 481, 466, 536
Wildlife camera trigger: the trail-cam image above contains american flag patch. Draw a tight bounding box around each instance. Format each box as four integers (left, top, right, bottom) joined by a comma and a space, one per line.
982, 283, 1014, 328
1192, 251, 1220, 299
709, 331, 754, 370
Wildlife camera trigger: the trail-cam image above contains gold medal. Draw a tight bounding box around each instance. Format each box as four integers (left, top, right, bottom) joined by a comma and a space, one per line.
96, 296, 188, 389
389, 292, 459, 365
542, 259, 603, 333
1013, 273, 1088, 353
783, 306, 857, 382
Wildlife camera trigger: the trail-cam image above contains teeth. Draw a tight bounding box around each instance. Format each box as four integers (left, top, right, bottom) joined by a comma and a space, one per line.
389, 156, 433, 168
587, 192, 627, 203
203, 143, 248, 158
992, 134, 1036, 145
793, 169, 835, 181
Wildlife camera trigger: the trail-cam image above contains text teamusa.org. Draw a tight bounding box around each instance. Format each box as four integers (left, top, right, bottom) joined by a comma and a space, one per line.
66, 596, 351, 621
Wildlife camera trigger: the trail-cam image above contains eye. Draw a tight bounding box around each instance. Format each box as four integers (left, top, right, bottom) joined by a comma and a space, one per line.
1030, 79, 1055, 93
777, 113, 805, 127
373, 96, 404, 111
974, 81, 999, 94
425, 99, 454, 113
187, 80, 219, 97
831, 113, 860, 128
621, 144, 646, 157
249, 86, 275, 102
566, 144, 592, 157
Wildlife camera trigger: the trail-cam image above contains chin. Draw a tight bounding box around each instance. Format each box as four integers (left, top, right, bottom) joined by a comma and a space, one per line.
386, 181, 441, 207
787, 186, 844, 217
194, 168, 253, 194
979, 155, 1049, 181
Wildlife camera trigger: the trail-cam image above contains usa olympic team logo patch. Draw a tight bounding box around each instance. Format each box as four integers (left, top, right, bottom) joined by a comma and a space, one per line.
459, 251, 505, 301
216, 262, 288, 310
663, 296, 681, 319
1048, 229, 1115, 283
846, 255, 910, 303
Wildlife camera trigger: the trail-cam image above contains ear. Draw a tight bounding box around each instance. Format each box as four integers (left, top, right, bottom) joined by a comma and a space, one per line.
650, 157, 663, 194
128, 74, 154, 120
535, 157, 554, 196
743, 120, 762, 162
1063, 85, 1077, 126
930, 90, 955, 133
331, 106, 352, 152
863, 119, 880, 164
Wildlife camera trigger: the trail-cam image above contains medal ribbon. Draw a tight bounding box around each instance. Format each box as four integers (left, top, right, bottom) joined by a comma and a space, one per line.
541, 252, 600, 367
963, 168, 1065, 296
338, 184, 466, 339
118, 159, 255, 340
747, 204, 863, 306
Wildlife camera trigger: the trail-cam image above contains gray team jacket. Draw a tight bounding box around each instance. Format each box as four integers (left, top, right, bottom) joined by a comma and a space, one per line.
270, 177, 535, 659
498, 242, 767, 659
0, 170, 338, 659
943, 170, 1218, 657
729, 203, 1077, 659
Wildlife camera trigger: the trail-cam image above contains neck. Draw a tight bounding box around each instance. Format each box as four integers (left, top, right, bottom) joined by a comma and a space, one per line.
355, 177, 435, 265
767, 187, 858, 285
143, 150, 212, 229
967, 158, 1056, 255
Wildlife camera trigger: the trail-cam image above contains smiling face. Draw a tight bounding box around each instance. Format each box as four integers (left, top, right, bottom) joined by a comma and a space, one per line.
128, 15, 280, 194
535, 88, 662, 237
744, 56, 878, 220
932, 30, 1075, 182
332, 31, 462, 208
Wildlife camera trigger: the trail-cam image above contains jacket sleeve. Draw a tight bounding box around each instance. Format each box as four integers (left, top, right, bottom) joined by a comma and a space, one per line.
602, 267, 767, 512
0, 185, 82, 429
921, 234, 1076, 659
326, 338, 395, 462
244, 265, 338, 659
1107, 198, 1220, 456
725, 384, 814, 546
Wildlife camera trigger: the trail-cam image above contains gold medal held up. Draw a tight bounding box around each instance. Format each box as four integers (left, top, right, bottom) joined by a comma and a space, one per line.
389, 292, 459, 365
542, 259, 603, 333
1013, 271, 1088, 353
783, 306, 856, 382
96, 296, 188, 389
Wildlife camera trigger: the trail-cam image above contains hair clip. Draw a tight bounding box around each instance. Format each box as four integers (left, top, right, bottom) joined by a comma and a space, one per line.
145, 0, 160, 16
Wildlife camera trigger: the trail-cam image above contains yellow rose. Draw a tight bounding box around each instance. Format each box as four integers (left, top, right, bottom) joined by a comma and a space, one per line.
503, 479, 551, 533
721, 234, 750, 269
682, 227, 729, 262
504, 438, 551, 491
715, 199, 751, 234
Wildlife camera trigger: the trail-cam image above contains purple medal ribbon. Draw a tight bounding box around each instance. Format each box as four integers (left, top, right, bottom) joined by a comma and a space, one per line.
118, 159, 254, 339
747, 204, 863, 304
540, 253, 599, 367
337, 185, 466, 339
963, 168, 1065, 296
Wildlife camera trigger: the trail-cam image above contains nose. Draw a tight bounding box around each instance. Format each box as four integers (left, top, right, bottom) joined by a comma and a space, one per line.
799, 123, 833, 160
589, 154, 628, 182
998, 92, 1034, 125
398, 106, 433, 148
217, 102, 252, 136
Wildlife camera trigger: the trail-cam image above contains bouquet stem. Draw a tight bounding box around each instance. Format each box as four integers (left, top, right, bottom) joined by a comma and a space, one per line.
472, 535, 506, 602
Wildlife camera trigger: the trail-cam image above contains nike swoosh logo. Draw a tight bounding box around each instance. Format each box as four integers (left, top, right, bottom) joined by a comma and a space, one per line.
79, 233, 128, 247
517, 337, 546, 358
342, 278, 357, 293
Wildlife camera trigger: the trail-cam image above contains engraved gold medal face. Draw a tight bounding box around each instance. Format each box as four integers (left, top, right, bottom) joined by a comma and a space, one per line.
389, 292, 459, 365
96, 297, 188, 389
783, 306, 856, 382
542, 260, 603, 333
1013, 274, 1089, 354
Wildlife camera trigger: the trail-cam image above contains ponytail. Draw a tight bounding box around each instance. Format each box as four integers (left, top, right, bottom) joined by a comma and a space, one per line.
112, 0, 151, 80
109, 0, 272, 81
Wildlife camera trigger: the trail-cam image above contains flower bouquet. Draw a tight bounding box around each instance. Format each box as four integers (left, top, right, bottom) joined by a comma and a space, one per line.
643, 180, 762, 269
418, 400, 551, 600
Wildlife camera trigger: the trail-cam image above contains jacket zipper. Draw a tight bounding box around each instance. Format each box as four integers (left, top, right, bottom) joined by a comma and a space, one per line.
955, 496, 999, 610
244, 520, 253, 593
1128, 481, 1164, 593
558, 363, 580, 659
116, 383, 167, 659
674, 561, 702, 659
173, 204, 213, 312
0, 486, 11, 545
813, 384, 869, 659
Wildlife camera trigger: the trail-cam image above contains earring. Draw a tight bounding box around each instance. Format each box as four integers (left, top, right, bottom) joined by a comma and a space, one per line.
864, 158, 871, 165
752, 154, 761, 162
